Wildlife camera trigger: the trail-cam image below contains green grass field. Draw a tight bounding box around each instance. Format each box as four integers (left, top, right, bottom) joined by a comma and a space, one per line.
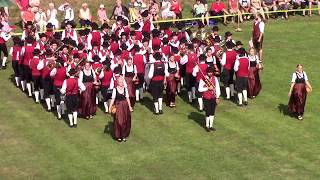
1, 5, 320, 179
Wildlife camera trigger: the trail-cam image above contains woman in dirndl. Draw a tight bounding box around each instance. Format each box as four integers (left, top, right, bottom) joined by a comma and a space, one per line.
288, 64, 312, 120
165, 54, 180, 107
78, 61, 98, 119
122, 57, 137, 109
109, 77, 133, 142
247, 48, 262, 98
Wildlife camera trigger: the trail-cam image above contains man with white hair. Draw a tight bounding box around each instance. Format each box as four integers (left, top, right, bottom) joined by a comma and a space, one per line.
79, 3, 92, 27
58, 2, 74, 29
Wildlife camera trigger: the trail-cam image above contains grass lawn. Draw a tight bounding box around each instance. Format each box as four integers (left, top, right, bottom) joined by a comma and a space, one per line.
1, 6, 320, 180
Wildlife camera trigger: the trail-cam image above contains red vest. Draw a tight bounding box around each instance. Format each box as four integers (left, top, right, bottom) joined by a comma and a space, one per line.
224, 50, 237, 70
152, 61, 165, 81
178, 32, 186, 41
134, 31, 143, 41
203, 76, 217, 100
37, 41, 45, 51
110, 42, 119, 55
66, 78, 79, 95
0, 37, 5, 44
252, 21, 261, 41
196, 63, 208, 82
12, 46, 22, 62
133, 53, 145, 74
30, 57, 41, 76
142, 20, 151, 33
165, 29, 173, 38
23, 45, 35, 66
53, 67, 67, 87
186, 52, 197, 73
92, 62, 102, 76
174, 54, 181, 64
64, 29, 75, 39
152, 38, 161, 48
121, 50, 130, 61
236, 57, 249, 78
161, 45, 171, 56
91, 31, 101, 46
41, 59, 52, 79
45, 31, 54, 38
101, 69, 113, 87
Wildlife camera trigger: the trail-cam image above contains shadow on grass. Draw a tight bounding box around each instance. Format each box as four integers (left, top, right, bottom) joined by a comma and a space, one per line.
104, 121, 114, 138
188, 111, 206, 130
141, 96, 155, 113
278, 103, 296, 118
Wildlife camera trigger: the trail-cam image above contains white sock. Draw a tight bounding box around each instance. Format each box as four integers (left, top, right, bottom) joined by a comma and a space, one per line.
57, 105, 62, 118
95, 96, 99, 105
205, 116, 210, 128
188, 91, 192, 102
209, 116, 214, 128
198, 98, 203, 110
31, 82, 34, 94
158, 98, 163, 111
21, 81, 25, 91
40, 89, 44, 100
34, 91, 39, 102
238, 93, 243, 105
104, 102, 109, 113
68, 114, 73, 126
154, 102, 159, 113
15, 77, 20, 87
226, 87, 230, 99
61, 103, 65, 115
135, 89, 140, 101
230, 84, 235, 97
139, 88, 144, 99
73, 112, 78, 124
180, 78, 184, 86
191, 87, 196, 99
243, 90, 248, 102
2, 57, 7, 66
50, 95, 55, 107
45, 98, 51, 110
26, 83, 32, 96
177, 83, 181, 93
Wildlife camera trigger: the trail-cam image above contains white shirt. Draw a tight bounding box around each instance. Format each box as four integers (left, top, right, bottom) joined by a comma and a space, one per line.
255, 20, 265, 33
165, 61, 179, 77
58, 5, 74, 21
60, 77, 86, 94
180, 54, 188, 65
122, 64, 137, 75
291, 71, 308, 83
220, 49, 233, 66
198, 76, 221, 98
111, 87, 129, 99
79, 69, 96, 82
0, 31, 11, 41
148, 61, 168, 79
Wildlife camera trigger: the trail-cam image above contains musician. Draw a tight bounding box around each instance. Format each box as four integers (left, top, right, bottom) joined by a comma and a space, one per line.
21, 37, 36, 97
122, 57, 137, 108
252, 13, 265, 61
234, 48, 250, 106
186, 44, 197, 102
61, 21, 78, 44
99, 59, 113, 113
221, 41, 237, 100
132, 45, 146, 102
211, 26, 222, 43
60, 45, 69, 63
87, 22, 103, 50
148, 52, 166, 115
100, 42, 114, 62
108, 76, 133, 142
37, 50, 55, 111
288, 64, 311, 121
9, 37, 23, 87
45, 23, 55, 39
88, 42, 101, 62
165, 54, 180, 108
111, 49, 124, 71
198, 67, 221, 132
224, 31, 236, 45
78, 61, 98, 119
50, 57, 67, 120
192, 54, 208, 111
247, 48, 262, 98
29, 49, 42, 103
0, 23, 11, 69
35, 33, 47, 54
21, 21, 39, 41
60, 68, 86, 128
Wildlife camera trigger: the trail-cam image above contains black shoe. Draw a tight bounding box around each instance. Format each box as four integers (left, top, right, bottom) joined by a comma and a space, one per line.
206, 127, 210, 132
159, 110, 163, 114
69, 124, 73, 128
210, 127, 216, 131
238, 103, 243, 107
154, 111, 159, 115
1, 65, 6, 69
57, 117, 62, 120
46, 109, 52, 112
244, 101, 248, 106
73, 124, 77, 128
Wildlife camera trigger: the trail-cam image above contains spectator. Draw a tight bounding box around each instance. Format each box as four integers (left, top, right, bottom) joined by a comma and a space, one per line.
129, 0, 139, 22
171, 0, 183, 19
58, 2, 75, 29
98, 4, 110, 25
47, 3, 59, 29
193, 0, 206, 24
210, 0, 229, 25
292, 0, 306, 16
79, 3, 92, 27
35, 7, 47, 31
308, 0, 320, 16
262, 0, 277, 19
229, 0, 243, 23
0, 13, 12, 33
239, 0, 252, 20
110, 0, 129, 20
277, 0, 290, 19
161, 0, 176, 19
134, 0, 148, 12
149, 0, 160, 21
251, 0, 265, 19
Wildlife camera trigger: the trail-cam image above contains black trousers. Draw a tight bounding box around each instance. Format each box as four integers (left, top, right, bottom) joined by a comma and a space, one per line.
53, 85, 62, 104
0, 43, 8, 58
32, 75, 42, 91
195, 81, 203, 98
135, 73, 144, 89
23, 65, 32, 83
42, 78, 54, 98
235, 77, 248, 92
66, 94, 79, 113
150, 80, 164, 102
12, 61, 19, 77
101, 85, 112, 102
221, 69, 234, 87
185, 73, 195, 91
203, 98, 217, 116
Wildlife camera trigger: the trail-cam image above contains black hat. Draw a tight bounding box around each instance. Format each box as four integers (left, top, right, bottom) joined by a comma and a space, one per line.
25, 21, 33, 28
77, 43, 85, 50
188, 44, 194, 50
46, 23, 54, 28
133, 22, 140, 30
162, 37, 169, 44
33, 49, 41, 55
101, 23, 111, 30
65, 21, 73, 26
237, 47, 247, 56
213, 36, 221, 43
199, 54, 206, 62
235, 41, 243, 46
115, 49, 122, 56
171, 47, 179, 54
206, 67, 214, 73
50, 39, 59, 45
39, 33, 47, 38
212, 26, 219, 32
116, 16, 123, 22
120, 43, 128, 50
225, 31, 232, 37
12, 36, 21, 44
152, 29, 160, 37
102, 42, 109, 48
141, 10, 149, 17
91, 22, 99, 30
25, 36, 34, 43
92, 55, 100, 62
69, 68, 77, 76
225, 41, 235, 49
102, 58, 111, 67
153, 52, 162, 61
133, 45, 140, 52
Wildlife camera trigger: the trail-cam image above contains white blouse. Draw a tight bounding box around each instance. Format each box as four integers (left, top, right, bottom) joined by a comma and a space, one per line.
291, 71, 308, 83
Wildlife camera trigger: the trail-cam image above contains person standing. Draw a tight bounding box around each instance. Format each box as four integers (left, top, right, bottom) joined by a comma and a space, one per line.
99, 60, 113, 113
60, 68, 86, 128
78, 3, 92, 27
165, 54, 180, 108
0, 23, 11, 69
47, 3, 59, 29
29, 49, 42, 103
122, 57, 137, 109
109, 76, 133, 142
288, 64, 312, 120
247, 48, 262, 98
251, 13, 265, 61
198, 67, 220, 132
234, 48, 250, 106
58, 3, 74, 29
192, 54, 208, 111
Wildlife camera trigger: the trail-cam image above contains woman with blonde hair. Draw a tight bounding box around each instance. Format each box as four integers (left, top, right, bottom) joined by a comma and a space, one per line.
247, 48, 262, 98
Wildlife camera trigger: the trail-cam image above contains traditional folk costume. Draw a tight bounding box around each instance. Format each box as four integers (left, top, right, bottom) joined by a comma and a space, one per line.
234, 48, 250, 106
99, 63, 113, 113
29, 49, 43, 103
192, 54, 208, 111
248, 53, 262, 98
185, 47, 198, 102
10, 38, 22, 87
132, 48, 146, 101
122, 63, 137, 108
165, 59, 180, 107
21, 38, 36, 97
0, 26, 11, 69
50, 64, 67, 119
